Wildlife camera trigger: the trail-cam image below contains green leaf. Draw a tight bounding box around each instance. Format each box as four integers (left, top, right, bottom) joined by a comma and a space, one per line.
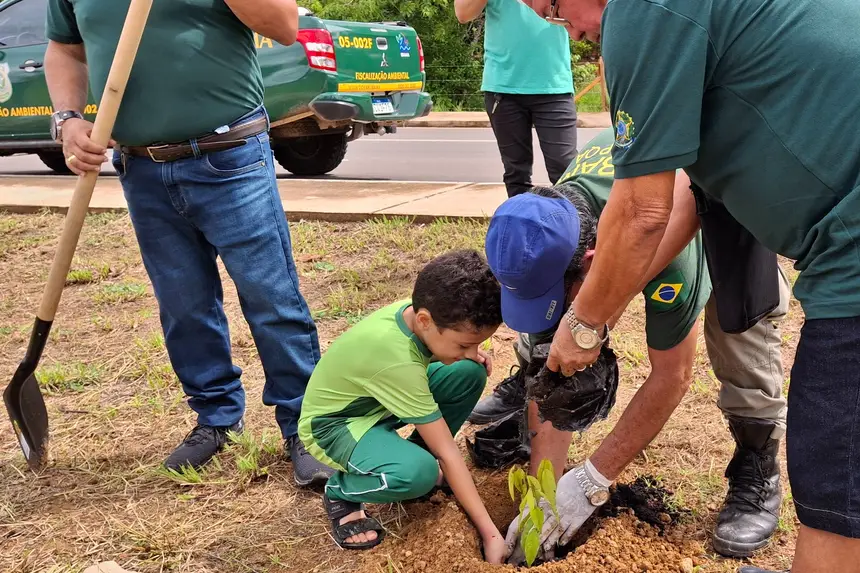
538, 460, 558, 511
521, 488, 536, 517
519, 517, 535, 536
532, 503, 544, 534
508, 465, 526, 502
523, 528, 540, 566
527, 475, 544, 500
313, 261, 336, 272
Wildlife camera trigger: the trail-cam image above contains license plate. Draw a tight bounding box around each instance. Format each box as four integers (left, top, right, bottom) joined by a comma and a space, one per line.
372, 97, 394, 115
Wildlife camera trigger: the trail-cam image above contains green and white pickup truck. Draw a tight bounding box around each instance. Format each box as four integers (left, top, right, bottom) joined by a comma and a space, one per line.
0, 0, 432, 174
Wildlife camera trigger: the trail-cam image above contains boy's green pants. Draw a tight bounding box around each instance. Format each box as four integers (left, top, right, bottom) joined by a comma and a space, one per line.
325, 359, 487, 504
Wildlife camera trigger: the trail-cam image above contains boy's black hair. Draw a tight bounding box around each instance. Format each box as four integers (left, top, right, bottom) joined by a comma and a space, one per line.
529, 183, 598, 290
412, 249, 502, 331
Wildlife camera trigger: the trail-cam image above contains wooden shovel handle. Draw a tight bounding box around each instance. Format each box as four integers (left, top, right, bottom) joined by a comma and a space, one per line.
38, 0, 154, 322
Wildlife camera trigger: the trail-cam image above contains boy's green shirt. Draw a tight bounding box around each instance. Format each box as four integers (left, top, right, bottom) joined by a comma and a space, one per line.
298, 300, 442, 472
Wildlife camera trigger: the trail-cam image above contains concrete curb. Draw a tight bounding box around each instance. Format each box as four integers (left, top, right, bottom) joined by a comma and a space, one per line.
0, 177, 507, 225
0, 203, 492, 225
404, 111, 611, 129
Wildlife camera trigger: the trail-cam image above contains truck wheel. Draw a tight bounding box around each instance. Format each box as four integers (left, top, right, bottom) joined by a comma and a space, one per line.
273, 134, 348, 176
38, 151, 73, 175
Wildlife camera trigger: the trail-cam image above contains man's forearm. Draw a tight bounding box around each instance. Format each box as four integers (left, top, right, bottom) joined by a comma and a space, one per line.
225, 0, 298, 45
454, 0, 489, 23
572, 172, 676, 327
589, 331, 697, 480
633, 172, 700, 293
45, 41, 89, 113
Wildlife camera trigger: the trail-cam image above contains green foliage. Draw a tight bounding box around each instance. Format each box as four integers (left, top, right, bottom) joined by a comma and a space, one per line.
307, 1, 600, 111
508, 460, 559, 567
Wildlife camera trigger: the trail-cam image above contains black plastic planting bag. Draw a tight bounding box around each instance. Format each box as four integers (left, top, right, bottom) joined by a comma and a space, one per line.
466, 409, 531, 469
525, 342, 619, 433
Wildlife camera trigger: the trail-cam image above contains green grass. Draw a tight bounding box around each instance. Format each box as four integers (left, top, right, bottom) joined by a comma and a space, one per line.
36, 362, 104, 394
93, 281, 147, 304
66, 263, 111, 285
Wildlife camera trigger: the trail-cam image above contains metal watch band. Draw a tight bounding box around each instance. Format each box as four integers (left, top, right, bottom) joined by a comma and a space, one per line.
574, 464, 609, 506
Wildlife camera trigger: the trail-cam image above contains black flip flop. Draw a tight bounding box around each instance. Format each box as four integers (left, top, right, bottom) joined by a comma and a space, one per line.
323, 493, 386, 550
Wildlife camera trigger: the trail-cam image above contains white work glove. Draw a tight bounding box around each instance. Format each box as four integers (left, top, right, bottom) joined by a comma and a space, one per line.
503, 459, 612, 564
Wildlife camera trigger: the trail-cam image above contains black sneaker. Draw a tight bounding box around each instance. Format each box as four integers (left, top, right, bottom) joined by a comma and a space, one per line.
286, 434, 335, 487
467, 365, 527, 425
164, 418, 244, 472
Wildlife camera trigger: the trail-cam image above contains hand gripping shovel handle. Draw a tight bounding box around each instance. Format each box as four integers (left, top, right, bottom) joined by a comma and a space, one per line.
3, 0, 153, 471
41, 0, 154, 323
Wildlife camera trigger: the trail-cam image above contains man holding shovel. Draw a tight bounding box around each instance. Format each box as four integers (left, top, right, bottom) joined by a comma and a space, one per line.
505, 1, 860, 572
44, 0, 335, 486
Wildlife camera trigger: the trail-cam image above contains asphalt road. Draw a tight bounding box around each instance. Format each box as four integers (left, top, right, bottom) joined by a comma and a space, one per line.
0, 127, 605, 184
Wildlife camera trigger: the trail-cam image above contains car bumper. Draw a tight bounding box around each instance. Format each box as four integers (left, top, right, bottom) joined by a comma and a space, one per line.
310, 91, 432, 123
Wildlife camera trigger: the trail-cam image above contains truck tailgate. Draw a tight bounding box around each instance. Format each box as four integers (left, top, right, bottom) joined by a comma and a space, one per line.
325, 20, 424, 95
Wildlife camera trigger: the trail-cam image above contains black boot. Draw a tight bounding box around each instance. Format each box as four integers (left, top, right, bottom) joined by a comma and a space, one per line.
467, 361, 527, 425
713, 416, 783, 558
164, 418, 244, 472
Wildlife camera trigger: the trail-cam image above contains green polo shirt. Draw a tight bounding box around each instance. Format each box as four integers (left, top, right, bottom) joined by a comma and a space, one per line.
481, 0, 573, 94
46, 0, 264, 146
298, 300, 442, 472
555, 128, 712, 351
601, 0, 860, 320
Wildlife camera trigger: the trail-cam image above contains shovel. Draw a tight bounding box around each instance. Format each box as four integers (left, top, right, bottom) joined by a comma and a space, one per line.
2, 0, 154, 471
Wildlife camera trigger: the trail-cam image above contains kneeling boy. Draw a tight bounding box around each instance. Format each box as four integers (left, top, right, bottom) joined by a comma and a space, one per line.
298, 249, 507, 563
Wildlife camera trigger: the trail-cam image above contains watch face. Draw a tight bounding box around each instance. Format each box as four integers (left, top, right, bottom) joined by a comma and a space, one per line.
574, 328, 598, 349
590, 489, 610, 506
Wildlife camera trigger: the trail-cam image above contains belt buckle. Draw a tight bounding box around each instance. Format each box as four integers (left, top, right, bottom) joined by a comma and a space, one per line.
146, 144, 171, 163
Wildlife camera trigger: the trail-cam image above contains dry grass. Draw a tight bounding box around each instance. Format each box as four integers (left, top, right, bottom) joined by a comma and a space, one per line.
0, 210, 803, 573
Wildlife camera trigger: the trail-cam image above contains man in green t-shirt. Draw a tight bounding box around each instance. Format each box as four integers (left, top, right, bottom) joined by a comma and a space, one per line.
511, 1, 860, 571
299, 249, 506, 561
479, 128, 791, 563
44, 0, 334, 486
454, 0, 578, 197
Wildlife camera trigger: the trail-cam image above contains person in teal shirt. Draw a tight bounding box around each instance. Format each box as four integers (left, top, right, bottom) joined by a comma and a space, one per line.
454, 0, 578, 197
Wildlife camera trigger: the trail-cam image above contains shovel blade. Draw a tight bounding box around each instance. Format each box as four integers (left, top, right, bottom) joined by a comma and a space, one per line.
3, 369, 49, 471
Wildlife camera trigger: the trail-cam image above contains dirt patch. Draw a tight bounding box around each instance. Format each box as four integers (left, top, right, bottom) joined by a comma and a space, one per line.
0, 212, 801, 573
359, 472, 705, 573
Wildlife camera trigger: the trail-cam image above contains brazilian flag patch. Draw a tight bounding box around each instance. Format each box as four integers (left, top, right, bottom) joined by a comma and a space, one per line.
645, 270, 688, 307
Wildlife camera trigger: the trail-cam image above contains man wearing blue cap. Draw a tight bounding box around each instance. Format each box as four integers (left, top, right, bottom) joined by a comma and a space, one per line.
482, 127, 791, 564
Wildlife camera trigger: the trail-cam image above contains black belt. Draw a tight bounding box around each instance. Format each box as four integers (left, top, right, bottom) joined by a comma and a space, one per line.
119, 115, 268, 163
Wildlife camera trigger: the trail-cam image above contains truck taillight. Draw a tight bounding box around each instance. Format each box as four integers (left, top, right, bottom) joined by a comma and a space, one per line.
297, 29, 337, 72
417, 35, 425, 73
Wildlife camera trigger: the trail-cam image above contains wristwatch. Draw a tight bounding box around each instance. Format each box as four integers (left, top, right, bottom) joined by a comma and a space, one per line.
573, 464, 610, 507
50, 110, 83, 142
565, 308, 608, 351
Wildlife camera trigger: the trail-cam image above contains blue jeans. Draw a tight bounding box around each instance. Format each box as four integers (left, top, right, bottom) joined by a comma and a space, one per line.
787, 315, 860, 538
112, 106, 320, 438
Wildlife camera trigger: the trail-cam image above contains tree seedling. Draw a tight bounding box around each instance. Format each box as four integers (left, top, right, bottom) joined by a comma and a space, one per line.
508, 459, 559, 566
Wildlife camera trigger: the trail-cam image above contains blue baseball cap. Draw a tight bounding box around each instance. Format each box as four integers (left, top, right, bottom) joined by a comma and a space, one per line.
485, 193, 581, 334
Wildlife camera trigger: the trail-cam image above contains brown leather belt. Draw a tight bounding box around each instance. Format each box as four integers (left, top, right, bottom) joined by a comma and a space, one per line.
119, 115, 268, 163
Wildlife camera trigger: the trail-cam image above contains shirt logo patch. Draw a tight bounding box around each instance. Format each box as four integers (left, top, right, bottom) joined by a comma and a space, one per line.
614, 111, 635, 149
650, 283, 683, 304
